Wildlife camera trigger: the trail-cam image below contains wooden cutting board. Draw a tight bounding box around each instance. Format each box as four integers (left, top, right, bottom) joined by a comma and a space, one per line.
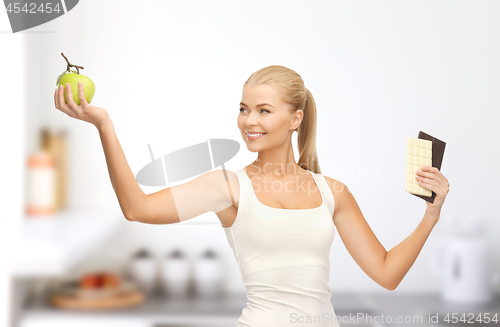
49, 288, 145, 310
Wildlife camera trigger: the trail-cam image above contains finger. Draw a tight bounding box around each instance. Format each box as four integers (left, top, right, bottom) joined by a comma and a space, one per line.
417, 166, 447, 185
415, 173, 447, 189
78, 82, 88, 107
415, 174, 444, 188
54, 87, 58, 108
65, 83, 77, 108
55, 85, 76, 118
66, 83, 85, 118
423, 166, 444, 178
419, 166, 437, 173
416, 177, 438, 193
417, 176, 448, 197
58, 84, 69, 110
415, 174, 433, 185
54, 96, 77, 118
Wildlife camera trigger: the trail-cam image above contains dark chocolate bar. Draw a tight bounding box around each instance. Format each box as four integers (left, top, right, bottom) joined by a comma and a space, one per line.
411, 131, 446, 203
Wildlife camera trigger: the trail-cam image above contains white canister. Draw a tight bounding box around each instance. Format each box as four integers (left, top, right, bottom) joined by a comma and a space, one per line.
161, 249, 191, 297
193, 249, 224, 297
129, 249, 157, 296
26, 151, 55, 217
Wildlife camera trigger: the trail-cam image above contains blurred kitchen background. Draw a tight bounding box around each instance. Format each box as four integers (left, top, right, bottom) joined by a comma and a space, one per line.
1, 0, 500, 326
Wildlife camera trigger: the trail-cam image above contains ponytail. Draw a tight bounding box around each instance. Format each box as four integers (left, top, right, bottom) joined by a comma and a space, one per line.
297, 88, 321, 174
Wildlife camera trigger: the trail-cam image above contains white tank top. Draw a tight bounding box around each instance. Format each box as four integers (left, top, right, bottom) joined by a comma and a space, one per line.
223, 168, 340, 327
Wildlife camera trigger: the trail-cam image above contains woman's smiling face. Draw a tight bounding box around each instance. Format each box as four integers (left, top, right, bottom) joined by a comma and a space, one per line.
238, 84, 302, 152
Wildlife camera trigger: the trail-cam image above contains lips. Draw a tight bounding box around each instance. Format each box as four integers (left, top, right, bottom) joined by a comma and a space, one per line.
246, 131, 267, 141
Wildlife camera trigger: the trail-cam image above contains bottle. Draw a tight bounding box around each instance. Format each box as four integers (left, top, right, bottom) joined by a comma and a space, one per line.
26, 130, 56, 217
40, 127, 68, 212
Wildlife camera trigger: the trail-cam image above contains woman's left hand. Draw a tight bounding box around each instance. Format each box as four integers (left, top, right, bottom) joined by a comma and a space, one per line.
415, 166, 450, 215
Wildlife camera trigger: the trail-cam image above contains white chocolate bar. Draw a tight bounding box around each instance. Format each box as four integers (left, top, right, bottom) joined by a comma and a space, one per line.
406, 137, 432, 197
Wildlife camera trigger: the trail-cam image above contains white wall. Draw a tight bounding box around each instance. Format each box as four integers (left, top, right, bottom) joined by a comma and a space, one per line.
0, 6, 26, 326
11, 0, 500, 294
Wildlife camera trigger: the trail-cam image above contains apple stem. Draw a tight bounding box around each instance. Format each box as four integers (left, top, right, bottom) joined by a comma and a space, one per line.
61, 52, 84, 74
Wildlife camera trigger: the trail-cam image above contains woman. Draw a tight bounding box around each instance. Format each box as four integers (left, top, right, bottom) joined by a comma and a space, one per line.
54, 65, 450, 326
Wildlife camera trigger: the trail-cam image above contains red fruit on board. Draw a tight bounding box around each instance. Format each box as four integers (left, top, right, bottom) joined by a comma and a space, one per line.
80, 273, 99, 289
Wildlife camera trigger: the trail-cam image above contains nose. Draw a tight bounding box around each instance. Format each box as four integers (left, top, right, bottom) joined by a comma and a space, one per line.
244, 121, 259, 130
244, 113, 259, 128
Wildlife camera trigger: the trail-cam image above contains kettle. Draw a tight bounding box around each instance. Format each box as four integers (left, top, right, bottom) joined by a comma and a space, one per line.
431, 217, 500, 305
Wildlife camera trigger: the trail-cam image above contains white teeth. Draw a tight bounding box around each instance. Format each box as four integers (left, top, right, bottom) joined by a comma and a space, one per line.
247, 133, 265, 137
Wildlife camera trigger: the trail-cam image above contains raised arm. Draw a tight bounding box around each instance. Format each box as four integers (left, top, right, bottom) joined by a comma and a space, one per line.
54, 82, 236, 223
325, 177, 390, 290
96, 119, 148, 220
93, 119, 235, 224
131, 169, 237, 225
325, 167, 449, 291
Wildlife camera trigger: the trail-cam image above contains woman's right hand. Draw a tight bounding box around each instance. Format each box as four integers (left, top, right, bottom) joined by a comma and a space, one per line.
54, 82, 110, 129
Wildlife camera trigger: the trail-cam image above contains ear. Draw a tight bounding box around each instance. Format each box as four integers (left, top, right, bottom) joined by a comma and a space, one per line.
290, 109, 303, 131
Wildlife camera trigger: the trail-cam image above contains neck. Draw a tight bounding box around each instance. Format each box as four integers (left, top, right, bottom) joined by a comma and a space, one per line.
249, 138, 303, 177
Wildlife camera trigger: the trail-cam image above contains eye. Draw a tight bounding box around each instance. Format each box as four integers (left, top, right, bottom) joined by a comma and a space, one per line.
239, 108, 270, 113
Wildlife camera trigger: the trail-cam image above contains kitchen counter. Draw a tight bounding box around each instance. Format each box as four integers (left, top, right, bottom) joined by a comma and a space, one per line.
20, 291, 500, 327
354, 292, 500, 327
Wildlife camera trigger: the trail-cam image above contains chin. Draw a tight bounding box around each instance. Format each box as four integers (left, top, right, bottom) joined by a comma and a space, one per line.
246, 142, 272, 153
245, 142, 259, 152
243, 139, 261, 152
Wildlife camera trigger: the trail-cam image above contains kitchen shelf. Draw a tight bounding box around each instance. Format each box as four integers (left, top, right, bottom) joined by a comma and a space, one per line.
6, 209, 124, 277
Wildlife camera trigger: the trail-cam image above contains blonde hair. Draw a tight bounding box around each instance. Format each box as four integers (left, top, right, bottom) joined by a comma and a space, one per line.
244, 65, 321, 174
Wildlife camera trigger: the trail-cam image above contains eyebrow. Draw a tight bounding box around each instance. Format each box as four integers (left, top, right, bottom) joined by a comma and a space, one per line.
240, 102, 274, 108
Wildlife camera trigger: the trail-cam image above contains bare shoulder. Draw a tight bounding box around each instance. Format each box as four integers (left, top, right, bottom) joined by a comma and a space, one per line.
205, 169, 240, 208
323, 176, 349, 196
208, 169, 239, 189
323, 176, 351, 218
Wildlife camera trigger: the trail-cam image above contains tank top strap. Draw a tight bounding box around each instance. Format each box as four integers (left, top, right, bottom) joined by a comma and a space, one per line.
235, 168, 250, 204
312, 172, 336, 215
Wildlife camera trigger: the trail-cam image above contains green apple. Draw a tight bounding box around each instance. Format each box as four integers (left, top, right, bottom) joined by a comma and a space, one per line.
57, 71, 95, 106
